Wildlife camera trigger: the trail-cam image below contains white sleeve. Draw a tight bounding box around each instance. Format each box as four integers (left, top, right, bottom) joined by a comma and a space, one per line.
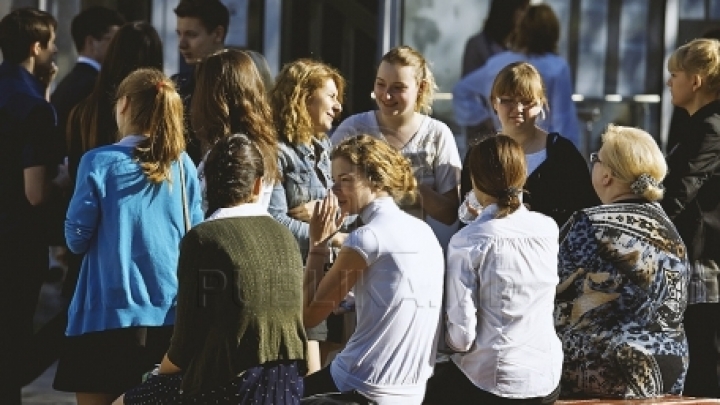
344, 226, 381, 265
445, 232, 481, 352
432, 122, 462, 195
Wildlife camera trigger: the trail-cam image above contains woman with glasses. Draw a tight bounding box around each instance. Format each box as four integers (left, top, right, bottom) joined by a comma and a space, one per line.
458, 61, 597, 228
555, 125, 688, 399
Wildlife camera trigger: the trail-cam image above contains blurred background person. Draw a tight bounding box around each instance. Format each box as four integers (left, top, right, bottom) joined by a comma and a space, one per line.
460, 0, 529, 77
173, 0, 228, 164
453, 3, 581, 149
117, 134, 307, 405
556, 125, 687, 398
663, 37, 720, 398
51, 6, 125, 143
57, 68, 203, 405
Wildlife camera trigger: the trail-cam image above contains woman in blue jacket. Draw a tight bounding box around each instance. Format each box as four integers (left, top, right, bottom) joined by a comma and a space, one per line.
59, 68, 203, 405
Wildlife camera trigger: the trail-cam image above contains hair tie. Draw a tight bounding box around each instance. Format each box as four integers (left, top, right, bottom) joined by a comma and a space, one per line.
501, 186, 521, 199
156, 81, 166, 92
631, 173, 663, 195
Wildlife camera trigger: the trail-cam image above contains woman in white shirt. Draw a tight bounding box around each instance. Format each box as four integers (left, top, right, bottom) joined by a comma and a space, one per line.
303, 135, 445, 405
424, 135, 562, 404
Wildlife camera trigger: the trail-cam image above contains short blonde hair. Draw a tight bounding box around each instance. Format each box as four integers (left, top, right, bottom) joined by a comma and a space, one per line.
600, 124, 667, 201
381, 46, 437, 115
668, 38, 720, 93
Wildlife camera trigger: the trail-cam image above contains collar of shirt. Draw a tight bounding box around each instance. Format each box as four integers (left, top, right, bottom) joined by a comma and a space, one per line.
206, 203, 270, 221
0, 61, 45, 103
359, 196, 396, 224
77, 56, 101, 71
115, 134, 147, 147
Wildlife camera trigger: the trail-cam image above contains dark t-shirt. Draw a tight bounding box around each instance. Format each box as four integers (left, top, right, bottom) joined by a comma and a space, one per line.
0, 62, 59, 241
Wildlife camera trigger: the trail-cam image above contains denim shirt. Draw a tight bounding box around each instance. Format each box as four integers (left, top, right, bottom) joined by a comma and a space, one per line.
268, 136, 332, 257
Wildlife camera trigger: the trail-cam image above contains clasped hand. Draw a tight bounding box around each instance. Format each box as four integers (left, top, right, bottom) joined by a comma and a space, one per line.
309, 190, 347, 247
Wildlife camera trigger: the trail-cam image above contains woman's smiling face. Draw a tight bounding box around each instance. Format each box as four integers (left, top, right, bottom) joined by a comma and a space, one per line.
373, 61, 420, 117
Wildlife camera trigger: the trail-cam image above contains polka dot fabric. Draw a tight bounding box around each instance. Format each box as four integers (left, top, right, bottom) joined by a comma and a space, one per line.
123, 361, 304, 404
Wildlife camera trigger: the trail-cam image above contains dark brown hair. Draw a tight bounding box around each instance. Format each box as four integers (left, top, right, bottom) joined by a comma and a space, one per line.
512, 3, 559, 55
0, 7, 56, 63
68, 21, 163, 153
190, 49, 279, 181
468, 135, 526, 218
204, 133, 265, 214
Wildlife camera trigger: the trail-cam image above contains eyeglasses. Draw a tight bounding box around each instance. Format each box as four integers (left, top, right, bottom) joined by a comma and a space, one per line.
496, 97, 537, 108
589, 152, 602, 165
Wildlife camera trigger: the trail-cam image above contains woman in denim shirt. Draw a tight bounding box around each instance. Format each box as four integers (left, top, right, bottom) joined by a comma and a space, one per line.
268, 59, 347, 374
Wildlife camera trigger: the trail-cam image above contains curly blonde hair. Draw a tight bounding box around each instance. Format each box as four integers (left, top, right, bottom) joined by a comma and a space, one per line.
331, 135, 417, 204
269, 59, 345, 145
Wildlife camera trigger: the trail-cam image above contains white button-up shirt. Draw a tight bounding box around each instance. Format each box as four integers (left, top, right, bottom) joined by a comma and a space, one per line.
445, 204, 563, 398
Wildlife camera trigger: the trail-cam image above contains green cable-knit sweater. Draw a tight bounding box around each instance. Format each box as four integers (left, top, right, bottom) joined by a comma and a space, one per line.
167, 216, 308, 394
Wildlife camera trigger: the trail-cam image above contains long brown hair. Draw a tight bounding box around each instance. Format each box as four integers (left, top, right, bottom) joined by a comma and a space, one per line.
68, 21, 163, 153
191, 49, 279, 181
468, 135, 526, 218
116, 68, 185, 184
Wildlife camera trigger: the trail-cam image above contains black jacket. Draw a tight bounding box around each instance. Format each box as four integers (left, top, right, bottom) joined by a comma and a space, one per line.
51, 62, 98, 150
460, 132, 599, 228
661, 99, 720, 262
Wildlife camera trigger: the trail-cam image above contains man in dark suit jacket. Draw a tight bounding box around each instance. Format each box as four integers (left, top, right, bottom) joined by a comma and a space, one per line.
173, 0, 228, 164
51, 6, 124, 147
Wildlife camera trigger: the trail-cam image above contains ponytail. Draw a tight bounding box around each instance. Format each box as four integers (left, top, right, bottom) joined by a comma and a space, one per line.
117, 69, 185, 184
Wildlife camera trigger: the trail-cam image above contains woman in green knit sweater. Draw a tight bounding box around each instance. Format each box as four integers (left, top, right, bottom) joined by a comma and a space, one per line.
116, 134, 308, 404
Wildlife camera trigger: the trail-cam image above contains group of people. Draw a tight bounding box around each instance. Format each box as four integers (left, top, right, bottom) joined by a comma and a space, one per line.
1, 1, 720, 405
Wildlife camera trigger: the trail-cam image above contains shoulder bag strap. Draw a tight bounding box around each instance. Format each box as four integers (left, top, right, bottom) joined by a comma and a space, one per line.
178, 158, 191, 233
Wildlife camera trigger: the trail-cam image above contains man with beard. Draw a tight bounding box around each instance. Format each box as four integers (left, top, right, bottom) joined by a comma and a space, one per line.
0, 7, 70, 404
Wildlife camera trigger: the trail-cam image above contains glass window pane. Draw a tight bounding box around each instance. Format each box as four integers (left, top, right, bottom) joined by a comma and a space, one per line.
576, 0, 607, 97
618, 0, 648, 96
544, 0, 571, 59
679, 0, 704, 19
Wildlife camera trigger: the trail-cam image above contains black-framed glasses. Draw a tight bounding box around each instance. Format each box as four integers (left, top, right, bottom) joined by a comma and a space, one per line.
589, 151, 602, 165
